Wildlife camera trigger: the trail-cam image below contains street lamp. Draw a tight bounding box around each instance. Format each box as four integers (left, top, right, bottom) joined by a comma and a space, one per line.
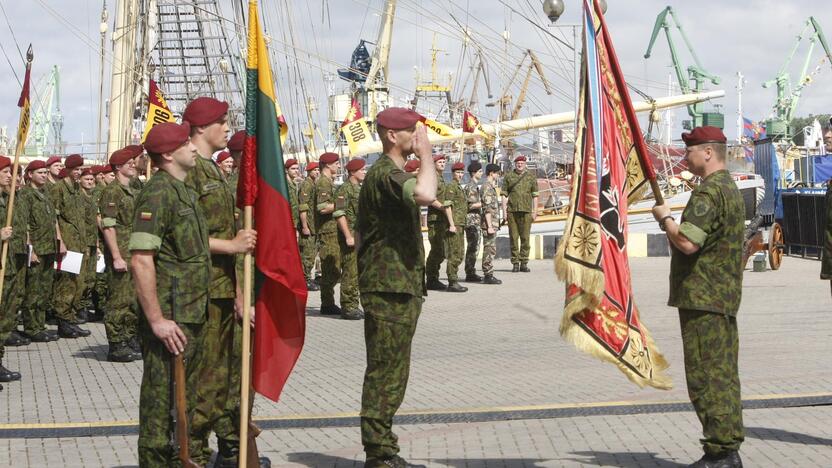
542, 0, 607, 23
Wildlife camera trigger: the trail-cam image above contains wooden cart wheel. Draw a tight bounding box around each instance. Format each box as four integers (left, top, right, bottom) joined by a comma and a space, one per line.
768, 222, 784, 270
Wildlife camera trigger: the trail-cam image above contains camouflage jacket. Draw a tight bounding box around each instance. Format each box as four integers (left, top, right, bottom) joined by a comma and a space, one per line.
333, 180, 360, 234
49, 178, 87, 251
18, 185, 57, 255
502, 169, 538, 213
670, 169, 744, 315
226, 170, 242, 229
99, 180, 137, 261
357, 154, 424, 297
298, 177, 317, 234
80, 189, 99, 247
821, 181, 832, 279
314, 174, 337, 234
0, 190, 27, 257
287, 178, 300, 229
185, 155, 237, 299
129, 170, 210, 324
445, 179, 467, 227
481, 179, 500, 230
426, 170, 449, 224
464, 180, 482, 227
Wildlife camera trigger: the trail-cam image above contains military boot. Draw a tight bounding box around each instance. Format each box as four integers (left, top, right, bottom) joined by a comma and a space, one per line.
341, 309, 364, 320
464, 273, 483, 283
306, 279, 320, 291
75, 309, 88, 324
519, 263, 530, 272
446, 282, 468, 293
0, 364, 21, 382
58, 319, 91, 338
107, 342, 137, 363
320, 304, 342, 316
128, 335, 142, 356
482, 274, 502, 285
511, 264, 519, 272
689, 451, 743, 468
23, 330, 53, 343
364, 455, 426, 468
425, 279, 447, 291
5, 331, 31, 347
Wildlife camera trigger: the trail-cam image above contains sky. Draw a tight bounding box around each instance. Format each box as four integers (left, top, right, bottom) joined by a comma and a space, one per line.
0, 0, 831, 156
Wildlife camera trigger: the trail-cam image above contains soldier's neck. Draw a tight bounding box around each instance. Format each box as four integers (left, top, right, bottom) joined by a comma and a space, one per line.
191, 137, 218, 161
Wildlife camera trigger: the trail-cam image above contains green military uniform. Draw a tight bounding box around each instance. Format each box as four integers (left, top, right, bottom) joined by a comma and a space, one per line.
49, 178, 89, 324
0, 189, 28, 367
129, 170, 211, 467
91, 183, 109, 316
99, 180, 139, 349
424, 169, 449, 282
357, 154, 424, 460
315, 174, 341, 307
334, 180, 361, 312
184, 155, 242, 461
444, 178, 467, 283
79, 187, 99, 315
287, 177, 300, 229
481, 179, 500, 276
463, 179, 482, 277
502, 169, 538, 267
298, 176, 317, 281
669, 169, 745, 457
821, 181, 832, 295
19, 185, 57, 335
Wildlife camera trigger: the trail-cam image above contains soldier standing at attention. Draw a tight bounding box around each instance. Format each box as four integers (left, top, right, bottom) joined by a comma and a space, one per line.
77, 167, 100, 324
49, 154, 92, 338
463, 161, 483, 283
357, 107, 436, 468
45, 156, 63, 186
443, 162, 468, 293
315, 152, 343, 316
298, 162, 320, 291
334, 158, 366, 320
652, 126, 745, 468
182, 96, 258, 466
18, 161, 61, 342
480, 164, 503, 285
425, 154, 452, 291
501, 154, 538, 272
130, 121, 209, 466
216, 151, 234, 177
0, 156, 25, 384
100, 146, 144, 362
90, 164, 113, 322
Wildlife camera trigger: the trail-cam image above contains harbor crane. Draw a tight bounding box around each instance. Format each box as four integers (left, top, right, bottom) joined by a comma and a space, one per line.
27, 65, 64, 156
644, 6, 723, 130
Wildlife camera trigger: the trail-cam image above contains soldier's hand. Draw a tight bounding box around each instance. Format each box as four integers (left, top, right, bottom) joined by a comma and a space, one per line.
412, 123, 432, 159
487, 227, 496, 235
0, 226, 12, 241
31, 252, 40, 265
449, 225, 457, 234
58, 239, 67, 256
302, 226, 311, 236
346, 236, 355, 247
113, 257, 128, 272
234, 299, 256, 328
532, 210, 538, 222
150, 318, 187, 355
233, 229, 257, 254
651, 203, 670, 222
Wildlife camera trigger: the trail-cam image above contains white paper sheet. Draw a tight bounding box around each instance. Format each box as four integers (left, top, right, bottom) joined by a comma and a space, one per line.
54, 251, 84, 275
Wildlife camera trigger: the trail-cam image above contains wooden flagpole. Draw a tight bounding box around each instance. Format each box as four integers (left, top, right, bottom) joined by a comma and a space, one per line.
239, 205, 253, 468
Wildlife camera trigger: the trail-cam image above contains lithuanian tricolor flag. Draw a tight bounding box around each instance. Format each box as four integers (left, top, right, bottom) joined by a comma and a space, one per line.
238, 0, 307, 402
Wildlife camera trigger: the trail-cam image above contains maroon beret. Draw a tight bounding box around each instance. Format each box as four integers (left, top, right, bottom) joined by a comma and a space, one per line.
681, 126, 727, 146
319, 152, 339, 165
65, 154, 84, 169
145, 122, 191, 154
345, 158, 366, 172
284, 158, 298, 169
306, 162, 319, 171
433, 154, 447, 161
110, 146, 141, 165
26, 160, 47, 172
97, 164, 113, 174
404, 159, 420, 173
228, 130, 246, 152
514, 155, 527, 162
376, 107, 424, 130
81, 167, 94, 177
57, 168, 68, 179
215, 151, 231, 164
183, 97, 229, 127
46, 156, 62, 167
451, 162, 465, 171
0, 156, 10, 171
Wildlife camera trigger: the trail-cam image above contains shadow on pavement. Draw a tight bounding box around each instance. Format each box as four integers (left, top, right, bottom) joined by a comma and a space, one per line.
566, 451, 686, 467
432, 457, 553, 467
747, 426, 832, 446
285, 452, 361, 466
72, 344, 109, 361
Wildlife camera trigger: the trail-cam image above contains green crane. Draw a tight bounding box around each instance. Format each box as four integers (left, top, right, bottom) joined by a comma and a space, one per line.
762, 16, 832, 141
644, 6, 722, 130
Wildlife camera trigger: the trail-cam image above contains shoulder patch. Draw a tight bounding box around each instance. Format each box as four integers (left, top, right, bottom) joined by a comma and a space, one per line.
140, 212, 152, 221
692, 197, 710, 218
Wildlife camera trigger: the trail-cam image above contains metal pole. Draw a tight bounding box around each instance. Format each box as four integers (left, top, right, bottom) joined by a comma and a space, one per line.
97, 3, 109, 161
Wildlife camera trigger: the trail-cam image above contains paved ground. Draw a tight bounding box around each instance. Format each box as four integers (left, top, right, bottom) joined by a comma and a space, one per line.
1, 257, 831, 467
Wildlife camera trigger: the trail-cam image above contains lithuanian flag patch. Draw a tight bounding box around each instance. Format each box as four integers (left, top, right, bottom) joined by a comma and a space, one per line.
140, 212, 153, 221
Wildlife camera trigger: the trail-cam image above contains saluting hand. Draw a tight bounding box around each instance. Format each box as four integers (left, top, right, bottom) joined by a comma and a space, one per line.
412, 123, 432, 159
150, 317, 187, 355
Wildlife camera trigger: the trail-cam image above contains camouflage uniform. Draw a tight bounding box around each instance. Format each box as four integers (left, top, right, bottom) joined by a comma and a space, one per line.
298, 177, 318, 281
669, 169, 745, 457
463, 180, 482, 277
287, 177, 300, 229
334, 180, 361, 311
129, 170, 211, 467
184, 155, 241, 461
0, 190, 28, 366
18, 185, 57, 335
502, 169, 538, 267
357, 154, 424, 460
821, 181, 832, 295
424, 170, 449, 282
91, 184, 109, 315
99, 181, 139, 348
480, 179, 500, 276
49, 178, 89, 323
315, 174, 341, 307
444, 178, 467, 283
79, 188, 99, 314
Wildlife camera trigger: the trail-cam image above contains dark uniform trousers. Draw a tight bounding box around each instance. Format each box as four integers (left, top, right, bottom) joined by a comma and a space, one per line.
464, 226, 481, 276
360, 292, 422, 459
0, 254, 27, 363
317, 232, 341, 306
21, 254, 56, 334
138, 319, 207, 467
679, 309, 744, 456
507, 211, 532, 265
424, 221, 447, 282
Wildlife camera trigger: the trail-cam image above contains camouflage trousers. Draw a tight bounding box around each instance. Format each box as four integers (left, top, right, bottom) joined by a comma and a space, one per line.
360, 292, 422, 459
481, 232, 497, 275
464, 226, 481, 276
191, 298, 242, 461
445, 230, 464, 282
138, 319, 207, 467
298, 231, 318, 281
93, 271, 109, 313
424, 221, 448, 282
317, 232, 342, 307
21, 253, 56, 334
104, 267, 138, 346
0, 254, 26, 362
679, 309, 744, 456
79, 247, 98, 311
339, 236, 360, 311
54, 252, 89, 321
507, 211, 532, 265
